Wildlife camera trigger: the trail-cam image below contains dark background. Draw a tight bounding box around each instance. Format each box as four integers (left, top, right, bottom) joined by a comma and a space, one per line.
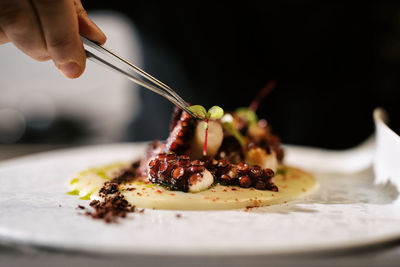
36, 1, 400, 149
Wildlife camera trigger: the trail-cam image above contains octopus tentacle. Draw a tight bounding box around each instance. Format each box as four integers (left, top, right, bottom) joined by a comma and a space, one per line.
148, 153, 278, 192
148, 153, 199, 192
206, 159, 278, 191
163, 111, 196, 154
137, 110, 196, 177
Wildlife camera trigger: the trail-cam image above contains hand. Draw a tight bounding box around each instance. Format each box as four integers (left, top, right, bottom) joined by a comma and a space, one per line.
0, 0, 106, 78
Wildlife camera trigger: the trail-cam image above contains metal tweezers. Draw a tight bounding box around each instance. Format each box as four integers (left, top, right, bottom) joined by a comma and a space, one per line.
81, 36, 197, 118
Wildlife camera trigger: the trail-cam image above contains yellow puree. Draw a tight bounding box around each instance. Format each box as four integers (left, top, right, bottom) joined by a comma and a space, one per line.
68, 163, 317, 210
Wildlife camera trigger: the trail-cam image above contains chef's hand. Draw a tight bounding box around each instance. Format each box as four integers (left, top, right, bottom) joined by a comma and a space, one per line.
0, 0, 106, 78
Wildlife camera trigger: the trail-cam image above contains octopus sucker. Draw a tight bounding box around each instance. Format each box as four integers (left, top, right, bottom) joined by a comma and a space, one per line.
163, 110, 196, 154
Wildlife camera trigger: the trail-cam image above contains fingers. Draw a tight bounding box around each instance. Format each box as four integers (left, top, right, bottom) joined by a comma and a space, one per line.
32, 0, 86, 78
0, 0, 50, 61
74, 0, 106, 45
0, 0, 106, 78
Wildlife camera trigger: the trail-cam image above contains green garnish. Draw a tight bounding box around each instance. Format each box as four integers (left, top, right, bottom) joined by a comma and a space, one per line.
188, 105, 207, 119
207, 106, 224, 120
79, 191, 93, 200
69, 178, 79, 185
188, 105, 224, 156
188, 105, 224, 120
79, 189, 97, 200
221, 114, 246, 147
95, 169, 108, 180
235, 107, 258, 124
67, 189, 80, 195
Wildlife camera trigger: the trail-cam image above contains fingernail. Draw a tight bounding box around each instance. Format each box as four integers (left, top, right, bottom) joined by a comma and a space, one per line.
59, 62, 82, 78
91, 25, 107, 44
86, 18, 107, 44
88, 18, 102, 32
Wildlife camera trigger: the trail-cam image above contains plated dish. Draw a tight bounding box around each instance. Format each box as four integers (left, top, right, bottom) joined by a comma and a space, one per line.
68, 105, 317, 216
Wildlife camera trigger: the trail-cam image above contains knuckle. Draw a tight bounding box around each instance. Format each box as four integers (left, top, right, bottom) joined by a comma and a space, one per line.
47, 36, 74, 50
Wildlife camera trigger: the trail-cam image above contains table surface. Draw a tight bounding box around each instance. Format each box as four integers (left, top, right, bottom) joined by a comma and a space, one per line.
1, 144, 400, 267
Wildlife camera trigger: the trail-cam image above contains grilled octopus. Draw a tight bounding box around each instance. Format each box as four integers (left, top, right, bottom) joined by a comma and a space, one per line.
135, 107, 283, 193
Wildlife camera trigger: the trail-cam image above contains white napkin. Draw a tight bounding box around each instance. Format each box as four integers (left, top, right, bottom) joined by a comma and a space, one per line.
373, 108, 400, 186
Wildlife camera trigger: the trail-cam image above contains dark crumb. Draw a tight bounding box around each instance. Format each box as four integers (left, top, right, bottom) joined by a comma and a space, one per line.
109, 165, 138, 184
85, 193, 136, 223
176, 213, 182, 218
244, 206, 256, 212
76, 161, 141, 223
58, 204, 62, 207
99, 182, 119, 195
139, 209, 145, 213
90, 200, 100, 207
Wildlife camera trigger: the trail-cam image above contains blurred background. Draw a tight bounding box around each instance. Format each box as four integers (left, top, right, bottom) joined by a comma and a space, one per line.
0, 1, 399, 157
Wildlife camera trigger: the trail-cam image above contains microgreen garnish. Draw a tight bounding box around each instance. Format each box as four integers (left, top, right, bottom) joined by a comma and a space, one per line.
235, 107, 258, 125
188, 105, 224, 156
221, 114, 246, 147
188, 105, 207, 119
188, 105, 224, 120
207, 106, 224, 120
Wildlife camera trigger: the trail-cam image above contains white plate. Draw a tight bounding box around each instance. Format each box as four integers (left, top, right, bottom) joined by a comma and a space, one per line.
0, 142, 399, 256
